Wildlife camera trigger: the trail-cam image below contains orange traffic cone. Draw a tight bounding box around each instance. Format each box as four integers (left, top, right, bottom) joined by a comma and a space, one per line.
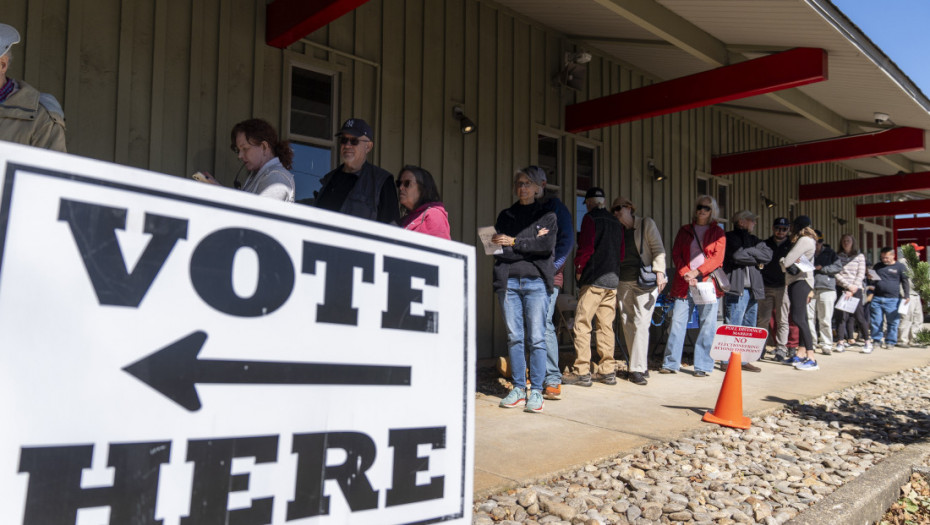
702, 352, 751, 429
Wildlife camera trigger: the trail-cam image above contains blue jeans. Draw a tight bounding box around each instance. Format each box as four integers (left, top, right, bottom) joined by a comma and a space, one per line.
663, 294, 718, 373
724, 289, 758, 364
544, 286, 561, 386
870, 296, 902, 345
497, 277, 549, 391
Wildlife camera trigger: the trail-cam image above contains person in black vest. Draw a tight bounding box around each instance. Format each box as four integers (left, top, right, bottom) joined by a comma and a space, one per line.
563, 187, 624, 387
314, 118, 400, 224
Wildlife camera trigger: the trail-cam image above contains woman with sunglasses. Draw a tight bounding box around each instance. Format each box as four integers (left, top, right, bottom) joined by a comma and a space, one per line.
612, 196, 666, 386
396, 165, 450, 239
660, 195, 725, 377
492, 168, 557, 413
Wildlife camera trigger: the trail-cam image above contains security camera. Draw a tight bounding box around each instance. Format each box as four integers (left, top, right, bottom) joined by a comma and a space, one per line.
874, 112, 890, 125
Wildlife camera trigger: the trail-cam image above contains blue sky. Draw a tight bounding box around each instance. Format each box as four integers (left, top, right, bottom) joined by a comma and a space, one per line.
832, 0, 930, 97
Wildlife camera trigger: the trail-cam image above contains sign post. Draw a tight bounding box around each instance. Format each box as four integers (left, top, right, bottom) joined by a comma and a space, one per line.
0, 142, 475, 524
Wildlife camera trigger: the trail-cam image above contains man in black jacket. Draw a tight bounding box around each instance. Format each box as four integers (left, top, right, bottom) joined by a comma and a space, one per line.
563, 187, 624, 387
723, 210, 772, 372
756, 217, 793, 360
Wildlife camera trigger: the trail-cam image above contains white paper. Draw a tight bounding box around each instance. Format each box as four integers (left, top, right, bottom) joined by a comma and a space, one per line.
898, 299, 910, 315
691, 282, 717, 305
477, 226, 503, 255
794, 255, 815, 273
835, 294, 860, 314
868, 269, 881, 281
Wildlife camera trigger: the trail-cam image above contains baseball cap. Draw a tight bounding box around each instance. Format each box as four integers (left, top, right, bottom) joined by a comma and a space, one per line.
909, 242, 925, 252
815, 229, 823, 241
0, 24, 20, 58
336, 118, 374, 141
585, 187, 606, 200
793, 215, 812, 230
773, 217, 790, 228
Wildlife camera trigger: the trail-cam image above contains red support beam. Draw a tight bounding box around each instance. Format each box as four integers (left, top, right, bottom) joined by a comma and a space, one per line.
857, 198, 930, 218
894, 228, 930, 241
713, 127, 925, 176
564, 47, 828, 134
800, 170, 930, 201
266, 0, 372, 49
894, 217, 930, 231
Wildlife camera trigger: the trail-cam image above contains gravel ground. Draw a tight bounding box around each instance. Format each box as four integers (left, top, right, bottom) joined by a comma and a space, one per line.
473, 365, 930, 525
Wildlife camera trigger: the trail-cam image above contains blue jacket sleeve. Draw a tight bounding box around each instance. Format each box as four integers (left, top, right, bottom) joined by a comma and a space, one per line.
552, 200, 575, 272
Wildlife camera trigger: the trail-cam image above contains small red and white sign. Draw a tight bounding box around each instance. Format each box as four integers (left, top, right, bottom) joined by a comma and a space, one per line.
708, 325, 768, 362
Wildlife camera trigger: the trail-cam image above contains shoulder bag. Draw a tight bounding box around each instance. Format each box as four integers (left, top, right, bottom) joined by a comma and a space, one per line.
636, 221, 658, 289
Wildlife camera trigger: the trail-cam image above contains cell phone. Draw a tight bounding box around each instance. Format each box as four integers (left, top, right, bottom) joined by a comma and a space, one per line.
191, 172, 209, 183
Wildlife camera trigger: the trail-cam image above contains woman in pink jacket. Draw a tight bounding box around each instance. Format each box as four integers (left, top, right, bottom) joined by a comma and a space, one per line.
397, 165, 451, 240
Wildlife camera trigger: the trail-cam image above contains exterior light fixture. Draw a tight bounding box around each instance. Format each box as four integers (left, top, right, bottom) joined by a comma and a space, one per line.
453, 106, 476, 135
646, 159, 665, 182
833, 214, 848, 226
760, 191, 776, 209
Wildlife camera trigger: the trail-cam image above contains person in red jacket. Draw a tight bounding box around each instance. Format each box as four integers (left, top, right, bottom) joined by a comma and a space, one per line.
660, 195, 726, 377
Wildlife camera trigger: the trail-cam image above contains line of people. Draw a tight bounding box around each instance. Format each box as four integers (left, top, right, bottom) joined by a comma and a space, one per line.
495, 189, 925, 414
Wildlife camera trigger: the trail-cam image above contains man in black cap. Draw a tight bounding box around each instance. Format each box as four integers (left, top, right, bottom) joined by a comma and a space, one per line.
756, 217, 793, 360
314, 118, 399, 223
563, 187, 624, 387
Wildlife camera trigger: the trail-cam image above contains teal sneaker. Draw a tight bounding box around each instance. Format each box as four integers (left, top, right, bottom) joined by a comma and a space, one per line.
499, 387, 526, 408
524, 390, 544, 413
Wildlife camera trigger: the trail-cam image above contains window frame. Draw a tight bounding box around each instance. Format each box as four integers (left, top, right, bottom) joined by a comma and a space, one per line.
283, 58, 340, 152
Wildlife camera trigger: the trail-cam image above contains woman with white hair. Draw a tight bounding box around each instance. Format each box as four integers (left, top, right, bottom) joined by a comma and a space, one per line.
660, 195, 726, 377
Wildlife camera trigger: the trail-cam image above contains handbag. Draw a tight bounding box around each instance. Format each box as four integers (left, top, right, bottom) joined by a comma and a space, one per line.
690, 226, 731, 293
636, 222, 658, 289
786, 263, 801, 276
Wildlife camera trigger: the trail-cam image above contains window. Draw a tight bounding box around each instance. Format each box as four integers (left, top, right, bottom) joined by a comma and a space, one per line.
696, 177, 709, 197
575, 144, 598, 231
717, 182, 730, 227
537, 134, 560, 189
287, 65, 337, 204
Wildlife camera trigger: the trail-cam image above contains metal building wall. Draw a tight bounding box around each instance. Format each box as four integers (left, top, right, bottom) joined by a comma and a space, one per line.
6, 0, 859, 359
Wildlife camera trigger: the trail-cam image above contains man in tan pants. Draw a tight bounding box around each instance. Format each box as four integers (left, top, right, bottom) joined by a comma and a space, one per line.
563, 188, 624, 387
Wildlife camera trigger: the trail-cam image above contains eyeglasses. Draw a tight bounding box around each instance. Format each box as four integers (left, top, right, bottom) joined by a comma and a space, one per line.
695, 204, 712, 212
397, 179, 414, 189
514, 181, 535, 188
339, 136, 370, 146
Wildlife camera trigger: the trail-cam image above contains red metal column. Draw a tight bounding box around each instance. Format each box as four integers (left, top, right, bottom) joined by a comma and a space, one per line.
564, 48, 828, 134
713, 127, 925, 176
857, 198, 930, 218
894, 217, 930, 230
800, 170, 930, 201
267, 0, 372, 49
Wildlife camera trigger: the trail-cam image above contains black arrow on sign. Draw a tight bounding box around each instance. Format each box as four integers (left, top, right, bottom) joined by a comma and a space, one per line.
123, 331, 412, 412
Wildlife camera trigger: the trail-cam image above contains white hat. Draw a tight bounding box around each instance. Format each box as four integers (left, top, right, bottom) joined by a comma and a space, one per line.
0, 24, 21, 58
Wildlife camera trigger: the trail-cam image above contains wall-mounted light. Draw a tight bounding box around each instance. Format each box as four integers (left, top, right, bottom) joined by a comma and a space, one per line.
833, 214, 848, 226
647, 159, 665, 182
453, 106, 476, 135
760, 191, 776, 209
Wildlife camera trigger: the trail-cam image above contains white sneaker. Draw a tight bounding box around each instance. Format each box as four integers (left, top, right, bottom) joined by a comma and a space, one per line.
863, 341, 873, 354
835, 342, 846, 353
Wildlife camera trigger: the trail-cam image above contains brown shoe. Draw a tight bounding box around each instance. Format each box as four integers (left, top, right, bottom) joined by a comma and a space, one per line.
741, 362, 762, 373
543, 384, 562, 400
562, 372, 593, 387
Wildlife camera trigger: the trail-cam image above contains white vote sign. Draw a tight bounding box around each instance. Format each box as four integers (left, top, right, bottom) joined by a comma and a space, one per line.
0, 142, 475, 525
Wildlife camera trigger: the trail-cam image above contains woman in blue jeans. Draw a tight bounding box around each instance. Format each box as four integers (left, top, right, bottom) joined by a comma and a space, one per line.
492, 168, 557, 413
660, 195, 726, 377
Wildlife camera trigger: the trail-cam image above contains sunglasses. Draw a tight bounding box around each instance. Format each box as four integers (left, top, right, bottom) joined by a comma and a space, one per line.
339, 136, 369, 146
695, 204, 712, 212
611, 204, 631, 213
514, 181, 535, 188
774, 227, 790, 232
397, 179, 414, 189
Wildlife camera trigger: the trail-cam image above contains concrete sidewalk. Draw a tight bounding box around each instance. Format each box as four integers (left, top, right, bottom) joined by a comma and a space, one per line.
473, 345, 930, 498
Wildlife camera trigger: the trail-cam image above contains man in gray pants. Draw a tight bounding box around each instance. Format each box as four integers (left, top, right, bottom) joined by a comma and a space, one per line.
757, 218, 792, 360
